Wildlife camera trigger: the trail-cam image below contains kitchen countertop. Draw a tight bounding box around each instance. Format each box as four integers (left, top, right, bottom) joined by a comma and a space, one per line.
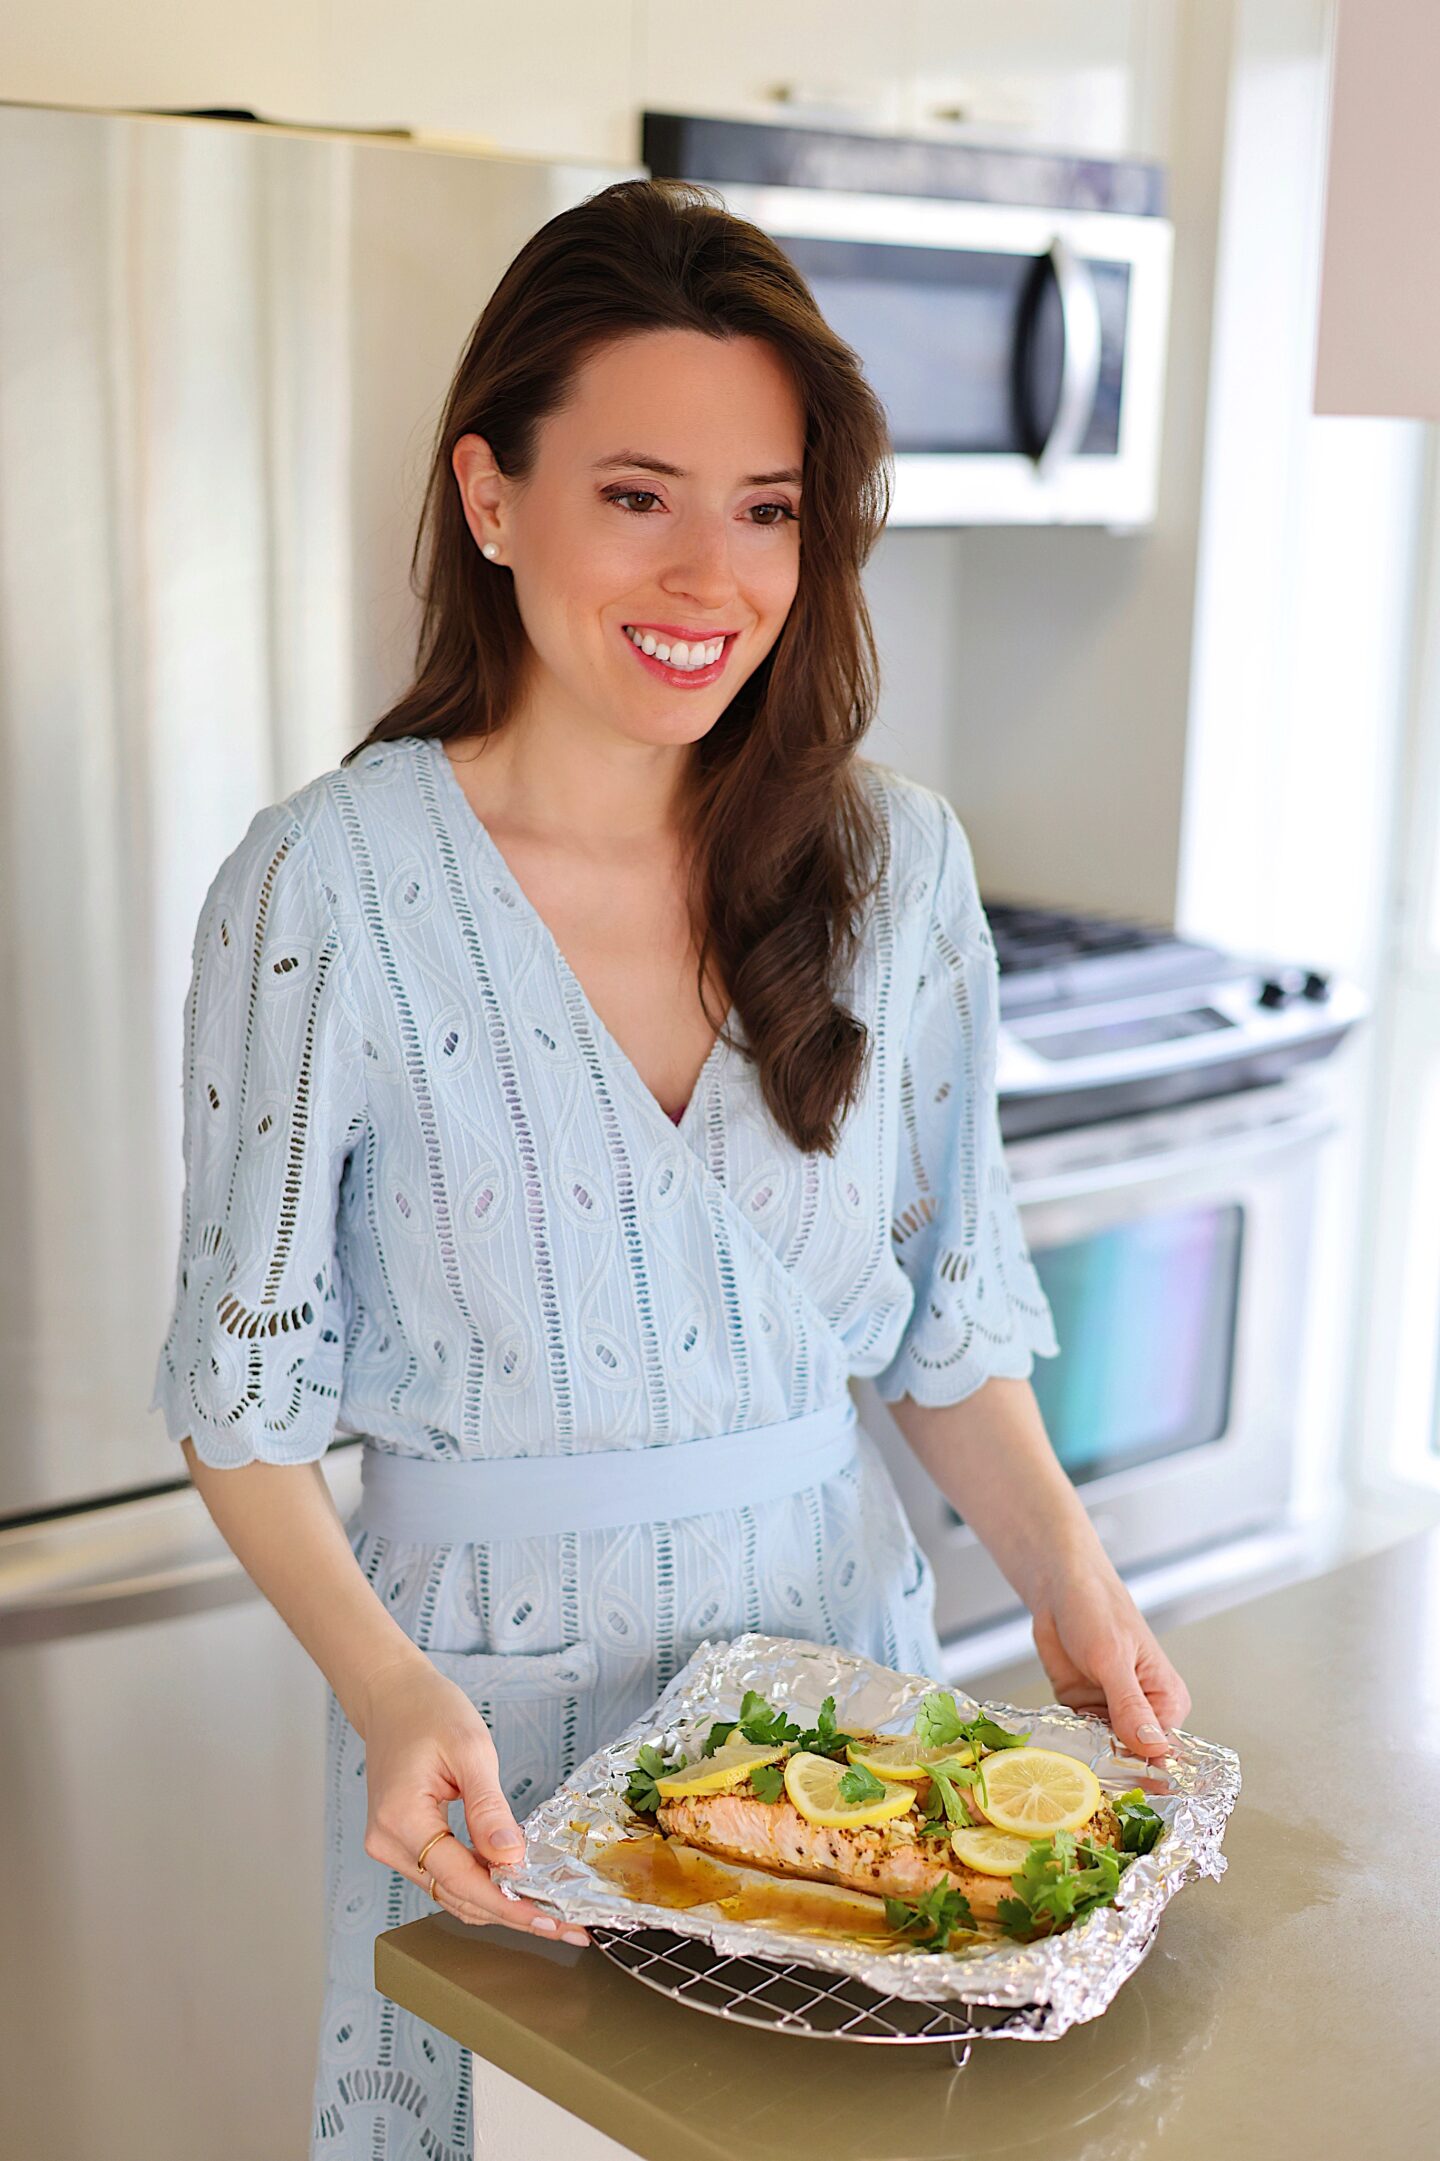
375, 1522, 1440, 2158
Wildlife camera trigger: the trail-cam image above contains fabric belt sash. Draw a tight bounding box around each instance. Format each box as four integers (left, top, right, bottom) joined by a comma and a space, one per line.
354, 1398, 860, 1544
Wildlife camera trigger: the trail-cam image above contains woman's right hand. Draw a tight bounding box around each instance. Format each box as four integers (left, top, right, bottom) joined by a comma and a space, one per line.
358, 1654, 590, 1946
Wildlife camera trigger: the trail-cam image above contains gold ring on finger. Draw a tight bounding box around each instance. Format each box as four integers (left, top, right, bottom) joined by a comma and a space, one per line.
424, 1869, 441, 1904
415, 1826, 454, 1875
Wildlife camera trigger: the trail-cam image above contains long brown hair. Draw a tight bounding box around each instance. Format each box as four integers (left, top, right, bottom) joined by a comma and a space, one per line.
344, 176, 894, 1155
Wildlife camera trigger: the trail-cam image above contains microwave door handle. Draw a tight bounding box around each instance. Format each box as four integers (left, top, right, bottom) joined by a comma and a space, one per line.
1034, 235, 1102, 479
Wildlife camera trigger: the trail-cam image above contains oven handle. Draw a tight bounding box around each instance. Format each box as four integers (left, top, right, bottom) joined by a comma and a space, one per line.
1008, 1102, 1338, 1207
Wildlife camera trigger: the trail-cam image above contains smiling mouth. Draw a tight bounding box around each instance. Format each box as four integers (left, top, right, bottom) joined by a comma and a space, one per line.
619, 624, 737, 684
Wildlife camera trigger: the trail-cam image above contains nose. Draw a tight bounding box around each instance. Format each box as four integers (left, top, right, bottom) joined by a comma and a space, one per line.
658, 513, 743, 611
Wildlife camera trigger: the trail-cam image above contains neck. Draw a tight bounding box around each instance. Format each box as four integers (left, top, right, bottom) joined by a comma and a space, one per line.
469, 692, 693, 852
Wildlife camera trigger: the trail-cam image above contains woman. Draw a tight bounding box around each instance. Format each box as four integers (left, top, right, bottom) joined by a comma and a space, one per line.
151, 178, 1191, 2159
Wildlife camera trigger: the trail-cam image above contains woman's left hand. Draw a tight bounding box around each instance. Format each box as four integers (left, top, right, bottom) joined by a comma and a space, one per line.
1030, 1555, 1192, 1761
888, 1379, 1191, 1759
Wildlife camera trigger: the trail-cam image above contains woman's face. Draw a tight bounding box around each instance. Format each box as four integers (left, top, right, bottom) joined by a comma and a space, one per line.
453, 328, 805, 750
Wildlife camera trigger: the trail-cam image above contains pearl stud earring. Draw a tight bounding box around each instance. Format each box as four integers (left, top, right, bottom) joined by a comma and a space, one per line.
482, 542, 499, 560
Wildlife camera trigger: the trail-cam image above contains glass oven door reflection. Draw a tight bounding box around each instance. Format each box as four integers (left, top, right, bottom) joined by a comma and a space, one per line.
1028, 1201, 1245, 1485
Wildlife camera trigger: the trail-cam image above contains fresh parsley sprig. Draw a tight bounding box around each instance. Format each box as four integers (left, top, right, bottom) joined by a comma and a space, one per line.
836, 1760, 887, 1806
912, 1690, 1030, 1815
624, 1742, 684, 1815
700, 1689, 860, 1765
793, 1693, 864, 1760
994, 1828, 1126, 1941
882, 1881, 976, 1950
1114, 1787, 1166, 1855
702, 1688, 792, 1754
915, 1690, 1030, 1756
749, 1762, 786, 1804
914, 1790, 953, 1840
926, 1758, 984, 1827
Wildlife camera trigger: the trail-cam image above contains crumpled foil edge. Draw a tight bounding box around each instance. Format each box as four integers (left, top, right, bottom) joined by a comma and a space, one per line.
494, 1632, 1241, 2037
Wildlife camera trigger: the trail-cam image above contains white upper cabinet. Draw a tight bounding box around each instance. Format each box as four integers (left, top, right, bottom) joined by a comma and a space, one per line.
3, 0, 1178, 170
317, 0, 1174, 172
637, 1, 910, 137
905, 0, 1171, 159
320, 0, 639, 164
636, 1, 1170, 161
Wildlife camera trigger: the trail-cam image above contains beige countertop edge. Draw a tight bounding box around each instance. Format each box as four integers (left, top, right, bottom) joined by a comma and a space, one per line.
375, 1923, 766, 2161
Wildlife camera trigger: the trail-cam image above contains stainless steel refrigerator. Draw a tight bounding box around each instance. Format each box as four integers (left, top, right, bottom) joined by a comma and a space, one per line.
0, 99, 633, 2159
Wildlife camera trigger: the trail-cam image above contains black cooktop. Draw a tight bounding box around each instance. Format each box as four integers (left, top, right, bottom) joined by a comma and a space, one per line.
986, 900, 1173, 966
982, 900, 1232, 1020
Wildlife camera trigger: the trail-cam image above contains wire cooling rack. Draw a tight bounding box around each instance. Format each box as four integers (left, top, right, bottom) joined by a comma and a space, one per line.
589, 1924, 1057, 2064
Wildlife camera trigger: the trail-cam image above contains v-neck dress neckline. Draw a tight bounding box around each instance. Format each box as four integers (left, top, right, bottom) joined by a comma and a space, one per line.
422, 733, 737, 1140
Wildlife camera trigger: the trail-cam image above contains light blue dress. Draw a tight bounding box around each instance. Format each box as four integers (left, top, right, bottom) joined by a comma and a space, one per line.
149, 732, 1058, 2159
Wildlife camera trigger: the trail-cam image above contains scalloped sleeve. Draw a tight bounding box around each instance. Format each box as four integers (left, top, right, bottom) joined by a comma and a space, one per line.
149, 801, 368, 1467
873, 798, 1059, 1407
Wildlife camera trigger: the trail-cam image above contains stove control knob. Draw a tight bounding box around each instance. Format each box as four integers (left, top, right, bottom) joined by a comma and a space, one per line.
1301, 969, 1331, 1002
1257, 977, 1293, 1008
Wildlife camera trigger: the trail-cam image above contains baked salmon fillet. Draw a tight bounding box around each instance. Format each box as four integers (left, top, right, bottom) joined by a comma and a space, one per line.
656, 1790, 1123, 1925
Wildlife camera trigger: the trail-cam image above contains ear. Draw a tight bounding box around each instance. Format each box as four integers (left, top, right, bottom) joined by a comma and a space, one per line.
452, 433, 507, 557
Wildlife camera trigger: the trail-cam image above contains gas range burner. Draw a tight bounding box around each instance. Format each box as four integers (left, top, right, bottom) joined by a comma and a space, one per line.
983, 899, 1234, 1021
979, 897, 1366, 1138
988, 900, 1175, 964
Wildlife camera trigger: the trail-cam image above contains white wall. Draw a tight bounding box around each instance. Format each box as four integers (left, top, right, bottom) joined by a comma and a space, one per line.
1175, 0, 1428, 989
1173, 0, 1432, 1524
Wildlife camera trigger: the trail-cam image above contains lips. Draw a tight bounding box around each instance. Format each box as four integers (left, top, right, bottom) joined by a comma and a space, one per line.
618, 623, 736, 688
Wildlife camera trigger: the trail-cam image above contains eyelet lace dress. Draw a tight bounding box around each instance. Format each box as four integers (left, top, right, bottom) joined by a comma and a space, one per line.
149, 734, 1058, 2159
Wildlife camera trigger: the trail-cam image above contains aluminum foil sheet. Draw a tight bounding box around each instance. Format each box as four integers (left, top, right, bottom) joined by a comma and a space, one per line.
494, 1632, 1241, 2038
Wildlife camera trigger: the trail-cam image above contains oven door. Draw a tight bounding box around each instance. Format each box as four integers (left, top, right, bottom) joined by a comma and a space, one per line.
860, 1077, 1338, 1641
714, 181, 1172, 528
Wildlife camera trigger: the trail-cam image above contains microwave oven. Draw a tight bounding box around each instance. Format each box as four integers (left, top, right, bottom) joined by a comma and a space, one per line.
643, 111, 1174, 530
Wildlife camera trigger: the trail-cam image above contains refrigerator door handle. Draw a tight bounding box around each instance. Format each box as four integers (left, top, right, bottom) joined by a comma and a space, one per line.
0, 1512, 251, 1643
0, 1445, 364, 1644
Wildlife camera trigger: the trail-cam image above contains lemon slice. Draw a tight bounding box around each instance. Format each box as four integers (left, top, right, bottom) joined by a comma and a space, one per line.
783, 1750, 918, 1829
653, 1740, 788, 1799
949, 1825, 1043, 1877
844, 1735, 978, 1781
971, 1747, 1102, 1836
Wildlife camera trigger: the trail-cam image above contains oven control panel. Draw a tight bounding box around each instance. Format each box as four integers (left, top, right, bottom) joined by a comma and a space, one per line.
982, 900, 1366, 1138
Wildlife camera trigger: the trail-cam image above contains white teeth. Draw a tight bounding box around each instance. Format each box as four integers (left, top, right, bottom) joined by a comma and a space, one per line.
624, 626, 725, 670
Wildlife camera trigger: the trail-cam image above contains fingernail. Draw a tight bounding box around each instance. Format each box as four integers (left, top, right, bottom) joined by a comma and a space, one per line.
495, 1833, 524, 1853
561, 1929, 589, 1947
530, 1916, 559, 1934
1137, 1722, 1164, 1741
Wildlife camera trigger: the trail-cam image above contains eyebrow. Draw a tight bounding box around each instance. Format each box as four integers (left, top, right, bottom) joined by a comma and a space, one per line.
591, 451, 802, 487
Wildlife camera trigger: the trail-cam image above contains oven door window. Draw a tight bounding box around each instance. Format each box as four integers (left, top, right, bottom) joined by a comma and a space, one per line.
1024, 1201, 1245, 1484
